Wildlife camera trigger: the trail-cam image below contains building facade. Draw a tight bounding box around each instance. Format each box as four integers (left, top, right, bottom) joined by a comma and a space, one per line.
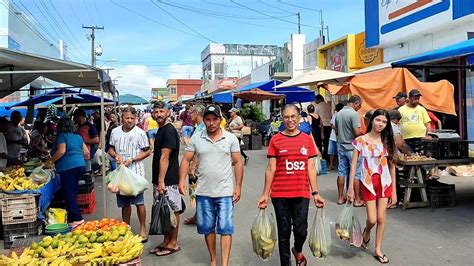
167, 79, 202, 102
364, 0, 474, 139
201, 43, 283, 93
151, 87, 168, 102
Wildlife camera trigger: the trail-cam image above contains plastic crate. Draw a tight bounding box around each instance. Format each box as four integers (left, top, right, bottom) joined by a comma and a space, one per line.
79, 200, 96, 214
79, 182, 95, 194
426, 181, 456, 208
319, 159, 327, 176
2, 220, 43, 249
421, 140, 468, 159
0, 195, 38, 225
76, 190, 96, 206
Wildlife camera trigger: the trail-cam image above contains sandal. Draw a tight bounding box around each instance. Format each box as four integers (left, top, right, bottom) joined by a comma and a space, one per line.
374, 254, 389, 264
156, 246, 181, 257
291, 247, 307, 266
149, 246, 164, 254
361, 228, 370, 250
183, 217, 197, 225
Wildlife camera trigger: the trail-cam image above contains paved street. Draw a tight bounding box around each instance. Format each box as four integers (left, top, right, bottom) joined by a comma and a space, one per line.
86, 147, 474, 265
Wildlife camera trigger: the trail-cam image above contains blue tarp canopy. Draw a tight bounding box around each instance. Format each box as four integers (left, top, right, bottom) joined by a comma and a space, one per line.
118, 94, 148, 105
0, 102, 39, 118
392, 39, 474, 66
212, 80, 315, 103
7, 88, 113, 109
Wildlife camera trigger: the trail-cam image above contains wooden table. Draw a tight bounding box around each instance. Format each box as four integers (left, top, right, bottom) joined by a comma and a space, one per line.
397, 158, 472, 209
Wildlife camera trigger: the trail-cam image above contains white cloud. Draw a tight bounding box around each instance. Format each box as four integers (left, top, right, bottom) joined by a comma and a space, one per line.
109, 64, 202, 99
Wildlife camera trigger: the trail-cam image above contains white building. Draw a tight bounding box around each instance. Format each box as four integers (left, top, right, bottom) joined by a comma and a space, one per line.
201, 43, 282, 93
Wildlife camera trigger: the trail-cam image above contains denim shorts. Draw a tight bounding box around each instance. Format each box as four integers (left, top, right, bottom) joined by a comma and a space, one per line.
147, 129, 158, 139
328, 140, 338, 155
196, 196, 234, 235
181, 126, 194, 138
337, 143, 362, 181
116, 192, 145, 208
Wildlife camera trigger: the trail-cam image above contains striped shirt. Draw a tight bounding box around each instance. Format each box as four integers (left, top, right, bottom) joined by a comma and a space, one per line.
267, 132, 317, 199
109, 126, 149, 177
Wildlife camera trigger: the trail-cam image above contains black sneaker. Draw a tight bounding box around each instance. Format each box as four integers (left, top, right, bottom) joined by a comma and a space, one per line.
244, 157, 249, 165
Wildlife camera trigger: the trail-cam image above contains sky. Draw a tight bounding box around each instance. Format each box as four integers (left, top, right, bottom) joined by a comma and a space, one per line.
11, 0, 365, 98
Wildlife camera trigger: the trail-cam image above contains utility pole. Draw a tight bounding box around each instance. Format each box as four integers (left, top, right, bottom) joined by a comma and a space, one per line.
319, 10, 325, 43
297, 13, 301, 34
82, 25, 104, 67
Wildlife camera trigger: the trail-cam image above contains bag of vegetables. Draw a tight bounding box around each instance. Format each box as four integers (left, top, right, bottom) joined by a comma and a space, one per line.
309, 208, 331, 258
250, 209, 277, 261
106, 165, 149, 196
335, 202, 353, 242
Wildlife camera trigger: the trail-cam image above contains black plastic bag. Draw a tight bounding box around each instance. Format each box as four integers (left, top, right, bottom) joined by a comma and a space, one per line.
149, 194, 171, 235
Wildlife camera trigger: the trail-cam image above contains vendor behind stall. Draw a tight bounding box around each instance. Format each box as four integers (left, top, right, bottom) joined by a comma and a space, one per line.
399, 89, 431, 152
48, 118, 89, 227
5, 111, 28, 166
28, 121, 49, 159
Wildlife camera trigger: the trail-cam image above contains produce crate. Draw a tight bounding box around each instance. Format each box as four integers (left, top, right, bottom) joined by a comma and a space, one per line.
76, 190, 96, 206
0, 194, 38, 225
79, 200, 96, 214
2, 220, 43, 249
421, 140, 468, 159
79, 182, 95, 194
426, 180, 456, 208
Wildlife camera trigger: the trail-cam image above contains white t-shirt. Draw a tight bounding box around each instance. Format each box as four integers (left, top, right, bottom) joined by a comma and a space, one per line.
314, 102, 332, 126
0, 133, 7, 168
330, 113, 337, 141
109, 126, 149, 177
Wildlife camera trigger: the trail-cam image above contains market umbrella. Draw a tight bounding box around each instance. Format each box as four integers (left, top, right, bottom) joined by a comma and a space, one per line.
275, 68, 354, 88
234, 88, 285, 102
118, 94, 148, 105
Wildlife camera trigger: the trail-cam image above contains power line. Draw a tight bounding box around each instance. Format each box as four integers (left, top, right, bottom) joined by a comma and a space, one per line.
66, 0, 82, 25
151, 0, 216, 42
200, 0, 289, 15
230, 0, 318, 29
257, 0, 296, 15
13, 0, 58, 44
110, 1, 202, 39
81, 0, 96, 24
153, 0, 294, 30
277, 0, 322, 12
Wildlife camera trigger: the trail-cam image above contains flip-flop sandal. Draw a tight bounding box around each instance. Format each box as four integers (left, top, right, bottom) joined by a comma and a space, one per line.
291, 248, 307, 266
361, 228, 370, 250
149, 246, 165, 254
354, 203, 366, 207
337, 200, 347, 205
141, 237, 149, 243
156, 247, 181, 257
374, 254, 389, 264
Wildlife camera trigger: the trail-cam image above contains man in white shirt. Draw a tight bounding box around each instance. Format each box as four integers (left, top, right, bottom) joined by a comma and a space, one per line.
314, 95, 332, 160
109, 107, 152, 243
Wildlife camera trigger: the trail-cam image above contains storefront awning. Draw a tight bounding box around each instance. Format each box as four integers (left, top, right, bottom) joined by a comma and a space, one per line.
212, 80, 315, 104
392, 39, 474, 66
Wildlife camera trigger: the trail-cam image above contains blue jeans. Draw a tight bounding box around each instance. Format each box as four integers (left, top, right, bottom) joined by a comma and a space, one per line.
337, 143, 362, 190
181, 126, 194, 138
59, 166, 85, 223
116, 193, 145, 208
196, 196, 234, 235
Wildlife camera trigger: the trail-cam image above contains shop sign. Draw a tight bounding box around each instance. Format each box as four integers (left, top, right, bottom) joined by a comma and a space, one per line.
269, 56, 287, 76
355, 32, 384, 68
365, 0, 474, 47
325, 42, 347, 72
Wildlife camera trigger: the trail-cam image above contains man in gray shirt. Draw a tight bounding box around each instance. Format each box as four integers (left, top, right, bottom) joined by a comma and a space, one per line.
335, 95, 363, 206
179, 104, 243, 266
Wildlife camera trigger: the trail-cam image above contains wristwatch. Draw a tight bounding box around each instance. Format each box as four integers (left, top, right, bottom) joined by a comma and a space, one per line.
311, 191, 319, 196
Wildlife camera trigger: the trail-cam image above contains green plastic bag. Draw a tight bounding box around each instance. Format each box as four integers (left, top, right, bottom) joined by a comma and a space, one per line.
250, 209, 277, 260
309, 208, 331, 258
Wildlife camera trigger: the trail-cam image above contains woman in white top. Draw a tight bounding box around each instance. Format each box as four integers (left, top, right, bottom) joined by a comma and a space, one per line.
227, 108, 249, 165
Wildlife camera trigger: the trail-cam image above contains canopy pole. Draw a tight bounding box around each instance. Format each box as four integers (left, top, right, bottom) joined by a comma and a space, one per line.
62, 90, 66, 113
100, 79, 107, 218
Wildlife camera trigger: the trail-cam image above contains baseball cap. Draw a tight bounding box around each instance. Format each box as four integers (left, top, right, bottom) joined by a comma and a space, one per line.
204, 105, 222, 117
393, 92, 407, 99
229, 107, 239, 113
409, 89, 422, 97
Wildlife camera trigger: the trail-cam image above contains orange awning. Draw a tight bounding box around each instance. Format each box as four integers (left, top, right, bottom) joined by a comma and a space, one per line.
324, 68, 456, 115
234, 88, 285, 102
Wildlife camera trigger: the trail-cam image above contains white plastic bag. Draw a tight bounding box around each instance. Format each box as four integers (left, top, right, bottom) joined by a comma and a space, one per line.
29, 166, 51, 185
108, 165, 149, 196
309, 208, 331, 258
251, 209, 277, 260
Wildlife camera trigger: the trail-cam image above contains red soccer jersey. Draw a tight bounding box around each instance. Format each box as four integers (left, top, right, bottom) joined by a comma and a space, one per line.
267, 132, 318, 199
